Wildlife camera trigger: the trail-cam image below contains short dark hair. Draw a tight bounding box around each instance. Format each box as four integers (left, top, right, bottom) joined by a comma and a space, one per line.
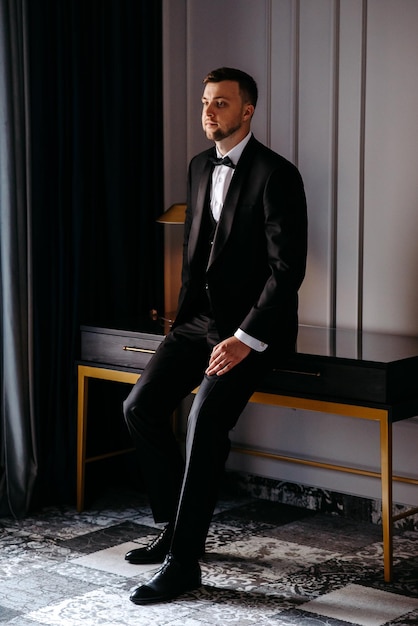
203, 67, 258, 108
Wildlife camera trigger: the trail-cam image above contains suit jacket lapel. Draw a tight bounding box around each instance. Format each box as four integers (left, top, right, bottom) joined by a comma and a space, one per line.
187, 159, 213, 265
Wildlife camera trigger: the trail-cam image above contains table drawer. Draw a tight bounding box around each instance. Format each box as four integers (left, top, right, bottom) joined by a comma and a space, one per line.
81, 326, 164, 370
261, 356, 387, 404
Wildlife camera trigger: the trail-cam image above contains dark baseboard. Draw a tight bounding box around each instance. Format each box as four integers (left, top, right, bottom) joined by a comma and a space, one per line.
223, 470, 418, 531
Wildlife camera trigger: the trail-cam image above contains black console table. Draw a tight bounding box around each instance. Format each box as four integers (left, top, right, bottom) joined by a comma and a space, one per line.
77, 321, 418, 582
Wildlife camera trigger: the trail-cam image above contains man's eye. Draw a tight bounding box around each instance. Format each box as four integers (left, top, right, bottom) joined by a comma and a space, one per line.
217, 101, 225, 107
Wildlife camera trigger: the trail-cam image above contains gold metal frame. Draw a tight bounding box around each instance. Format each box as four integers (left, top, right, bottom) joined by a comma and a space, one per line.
76, 365, 140, 514
77, 363, 418, 583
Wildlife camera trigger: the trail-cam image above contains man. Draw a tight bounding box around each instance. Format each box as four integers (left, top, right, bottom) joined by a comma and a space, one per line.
123, 67, 307, 604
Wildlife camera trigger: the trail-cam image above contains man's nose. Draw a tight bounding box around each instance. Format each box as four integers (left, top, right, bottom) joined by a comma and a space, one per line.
206, 103, 215, 116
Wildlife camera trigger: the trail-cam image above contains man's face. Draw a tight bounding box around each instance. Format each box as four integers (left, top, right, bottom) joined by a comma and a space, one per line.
201, 80, 252, 143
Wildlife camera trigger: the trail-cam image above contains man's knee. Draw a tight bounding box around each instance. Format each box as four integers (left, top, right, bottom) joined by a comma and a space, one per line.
123, 381, 167, 429
122, 394, 135, 427
123, 383, 145, 427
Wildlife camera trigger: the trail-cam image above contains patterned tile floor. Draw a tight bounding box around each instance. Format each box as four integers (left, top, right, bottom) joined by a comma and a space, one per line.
1, 486, 418, 626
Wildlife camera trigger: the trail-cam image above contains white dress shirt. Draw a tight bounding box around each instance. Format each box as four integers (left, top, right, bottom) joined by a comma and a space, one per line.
210, 133, 267, 353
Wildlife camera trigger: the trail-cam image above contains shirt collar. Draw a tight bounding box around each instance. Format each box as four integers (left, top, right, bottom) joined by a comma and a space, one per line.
215, 132, 252, 166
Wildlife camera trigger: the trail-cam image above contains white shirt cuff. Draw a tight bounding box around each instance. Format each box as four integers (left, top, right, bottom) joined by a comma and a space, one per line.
234, 328, 268, 352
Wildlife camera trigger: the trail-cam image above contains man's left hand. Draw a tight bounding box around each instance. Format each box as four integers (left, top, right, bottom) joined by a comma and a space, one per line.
205, 336, 251, 376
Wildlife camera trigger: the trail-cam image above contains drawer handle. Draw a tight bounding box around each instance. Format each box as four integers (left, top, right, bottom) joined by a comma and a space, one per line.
273, 368, 321, 377
123, 346, 156, 354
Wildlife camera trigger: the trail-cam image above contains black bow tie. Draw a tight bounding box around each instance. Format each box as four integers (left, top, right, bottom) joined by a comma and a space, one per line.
208, 155, 235, 169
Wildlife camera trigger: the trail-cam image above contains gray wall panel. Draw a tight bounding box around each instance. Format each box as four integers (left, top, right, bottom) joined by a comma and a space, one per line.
162, 0, 418, 503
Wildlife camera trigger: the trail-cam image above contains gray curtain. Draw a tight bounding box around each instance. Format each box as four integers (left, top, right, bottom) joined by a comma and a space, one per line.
0, 0, 37, 517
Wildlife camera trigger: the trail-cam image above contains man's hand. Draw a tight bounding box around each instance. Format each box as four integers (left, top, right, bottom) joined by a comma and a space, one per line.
205, 336, 251, 376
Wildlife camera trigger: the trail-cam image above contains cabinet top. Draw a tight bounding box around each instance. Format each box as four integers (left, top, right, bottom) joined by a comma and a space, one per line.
81, 320, 418, 364
295, 325, 418, 363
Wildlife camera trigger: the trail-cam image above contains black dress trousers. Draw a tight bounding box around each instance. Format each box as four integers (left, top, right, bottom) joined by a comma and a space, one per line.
123, 312, 273, 562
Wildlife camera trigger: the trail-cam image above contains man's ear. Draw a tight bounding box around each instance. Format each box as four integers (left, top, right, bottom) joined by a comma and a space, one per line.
243, 104, 255, 120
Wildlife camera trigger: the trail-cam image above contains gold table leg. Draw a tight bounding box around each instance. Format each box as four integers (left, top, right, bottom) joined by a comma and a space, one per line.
380, 412, 393, 582
76, 365, 140, 512
76, 367, 89, 512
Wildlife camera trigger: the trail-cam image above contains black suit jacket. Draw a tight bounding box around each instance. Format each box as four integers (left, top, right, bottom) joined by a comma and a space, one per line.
173, 135, 308, 358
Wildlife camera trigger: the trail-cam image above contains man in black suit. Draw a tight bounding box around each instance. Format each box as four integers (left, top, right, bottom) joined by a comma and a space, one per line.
124, 67, 307, 605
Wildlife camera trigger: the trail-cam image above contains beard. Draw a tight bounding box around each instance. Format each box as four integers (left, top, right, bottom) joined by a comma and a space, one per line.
205, 122, 242, 142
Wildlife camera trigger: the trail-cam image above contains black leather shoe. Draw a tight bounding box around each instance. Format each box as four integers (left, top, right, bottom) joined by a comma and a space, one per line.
130, 553, 201, 605
125, 525, 173, 564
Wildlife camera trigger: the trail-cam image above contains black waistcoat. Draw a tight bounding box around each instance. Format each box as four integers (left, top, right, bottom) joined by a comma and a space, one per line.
192, 195, 217, 315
